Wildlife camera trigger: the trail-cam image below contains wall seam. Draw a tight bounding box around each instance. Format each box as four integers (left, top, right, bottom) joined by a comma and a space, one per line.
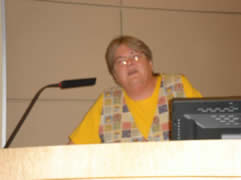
120, 0, 123, 35
8, 98, 96, 102
35, 0, 241, 16
1, 0, 6, 148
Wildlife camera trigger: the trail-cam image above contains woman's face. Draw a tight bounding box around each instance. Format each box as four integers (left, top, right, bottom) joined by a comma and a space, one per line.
112, 44, 153, 89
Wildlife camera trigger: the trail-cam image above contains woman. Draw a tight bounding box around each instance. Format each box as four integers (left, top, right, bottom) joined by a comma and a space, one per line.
69, 35, 201, 144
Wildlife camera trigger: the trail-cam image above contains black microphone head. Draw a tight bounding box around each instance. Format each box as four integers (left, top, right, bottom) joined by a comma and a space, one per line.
59, 78, 96, 89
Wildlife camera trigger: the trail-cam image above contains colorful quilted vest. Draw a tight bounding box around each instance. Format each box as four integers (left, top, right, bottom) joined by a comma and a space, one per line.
99, 74, 186, 143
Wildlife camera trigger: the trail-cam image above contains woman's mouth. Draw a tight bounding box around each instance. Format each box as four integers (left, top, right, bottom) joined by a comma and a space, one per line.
128, 69, 138, 76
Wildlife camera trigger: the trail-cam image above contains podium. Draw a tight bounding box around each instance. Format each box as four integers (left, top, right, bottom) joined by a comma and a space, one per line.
1, 140, 241, 180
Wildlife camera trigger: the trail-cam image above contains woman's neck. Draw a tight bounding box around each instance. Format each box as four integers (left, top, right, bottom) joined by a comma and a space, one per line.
124, 75, 158, 101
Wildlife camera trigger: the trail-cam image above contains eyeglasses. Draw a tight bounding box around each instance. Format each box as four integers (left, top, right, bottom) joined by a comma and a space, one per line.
114, 54, 142, 66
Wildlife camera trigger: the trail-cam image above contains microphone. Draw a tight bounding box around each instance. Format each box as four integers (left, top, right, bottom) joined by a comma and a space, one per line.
4, 77, 96, 148
58, 78, 96, 89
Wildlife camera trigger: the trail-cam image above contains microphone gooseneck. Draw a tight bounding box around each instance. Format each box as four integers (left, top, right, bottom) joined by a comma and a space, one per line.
4, 84, 57, 148
4, 77, 96, 148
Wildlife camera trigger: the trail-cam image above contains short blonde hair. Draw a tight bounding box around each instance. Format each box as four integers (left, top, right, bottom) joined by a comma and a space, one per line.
105, 35, 153, 74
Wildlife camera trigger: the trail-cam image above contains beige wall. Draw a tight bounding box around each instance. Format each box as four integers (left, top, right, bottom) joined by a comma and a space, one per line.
6, 0, 241, 147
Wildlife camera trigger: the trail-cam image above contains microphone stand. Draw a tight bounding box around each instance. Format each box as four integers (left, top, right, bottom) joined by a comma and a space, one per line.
4, 77, 96, 148
4, 83, 59, 148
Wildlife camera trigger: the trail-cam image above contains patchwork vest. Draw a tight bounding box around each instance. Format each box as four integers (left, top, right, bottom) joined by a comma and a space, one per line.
99, 74, 186, 143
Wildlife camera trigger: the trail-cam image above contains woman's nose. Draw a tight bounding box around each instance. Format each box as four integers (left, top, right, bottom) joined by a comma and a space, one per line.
127, 56, 138, 65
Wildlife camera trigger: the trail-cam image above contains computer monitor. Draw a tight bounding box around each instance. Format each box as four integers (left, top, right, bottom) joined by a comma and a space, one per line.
170, 97, 241, 140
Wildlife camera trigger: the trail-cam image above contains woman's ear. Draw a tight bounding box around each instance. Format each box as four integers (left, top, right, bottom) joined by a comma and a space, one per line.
149, 60, 153, 68
111, 70, 119, 84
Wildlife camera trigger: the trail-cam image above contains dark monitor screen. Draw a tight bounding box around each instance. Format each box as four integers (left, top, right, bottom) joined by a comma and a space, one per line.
170, 97, 241, 140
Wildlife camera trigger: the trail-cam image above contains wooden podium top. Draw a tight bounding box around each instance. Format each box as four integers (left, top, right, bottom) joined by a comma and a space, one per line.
0, 140, 241, 180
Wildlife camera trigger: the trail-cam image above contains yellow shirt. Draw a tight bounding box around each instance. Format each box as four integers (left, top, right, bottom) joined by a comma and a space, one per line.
70, 75, 201, 144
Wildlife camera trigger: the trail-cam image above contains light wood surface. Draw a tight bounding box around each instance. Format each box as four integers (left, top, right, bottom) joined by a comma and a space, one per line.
1, 140, 241, 180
